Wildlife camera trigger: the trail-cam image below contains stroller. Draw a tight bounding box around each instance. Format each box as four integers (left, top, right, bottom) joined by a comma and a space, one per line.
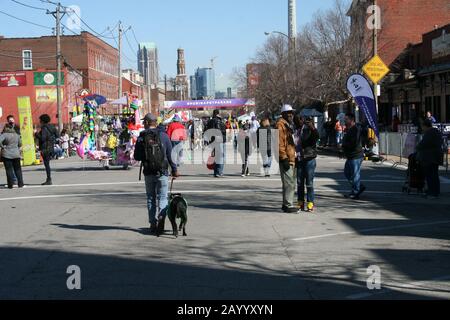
402, 153, 425, 194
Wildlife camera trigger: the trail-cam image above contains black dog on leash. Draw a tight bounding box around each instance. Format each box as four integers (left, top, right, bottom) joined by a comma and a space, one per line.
168, 193, 188, 237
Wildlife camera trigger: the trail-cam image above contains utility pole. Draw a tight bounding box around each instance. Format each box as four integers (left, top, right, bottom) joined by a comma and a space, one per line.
164, 75, 167, 96
118, 21, 123, 113
288, 0, 297, 107
373, 0, 378, 112
288, 0, 297, 60
373, 0, 380, 156
48, 3, 66, 133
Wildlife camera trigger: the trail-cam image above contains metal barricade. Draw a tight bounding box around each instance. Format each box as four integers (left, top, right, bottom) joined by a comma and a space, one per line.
379, 132, 449, 171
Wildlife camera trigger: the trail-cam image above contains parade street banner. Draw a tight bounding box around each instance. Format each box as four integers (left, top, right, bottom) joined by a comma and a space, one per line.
347, 73, 379, 138
17, 96, 36, 166
0, 72, 27, 87
164, 98, 255, 110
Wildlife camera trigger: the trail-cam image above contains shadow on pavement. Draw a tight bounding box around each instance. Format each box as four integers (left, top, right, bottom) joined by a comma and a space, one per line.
52, 224, 179, 239
0, 246, 437, 300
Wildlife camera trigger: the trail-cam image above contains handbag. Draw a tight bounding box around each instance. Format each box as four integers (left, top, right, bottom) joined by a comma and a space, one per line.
207, 150, 215, 171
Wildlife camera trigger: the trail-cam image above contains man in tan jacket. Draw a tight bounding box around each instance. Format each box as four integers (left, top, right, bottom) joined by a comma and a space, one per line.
277, 104, 298, 213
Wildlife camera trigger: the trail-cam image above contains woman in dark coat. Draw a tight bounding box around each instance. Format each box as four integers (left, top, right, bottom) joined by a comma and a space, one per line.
35, 114, 58, 185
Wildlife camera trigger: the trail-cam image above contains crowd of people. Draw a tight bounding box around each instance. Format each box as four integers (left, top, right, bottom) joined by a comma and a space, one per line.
0, 106, 446, 234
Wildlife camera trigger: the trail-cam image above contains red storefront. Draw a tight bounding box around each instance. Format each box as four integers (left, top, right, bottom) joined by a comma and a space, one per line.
0, 69, 81, 128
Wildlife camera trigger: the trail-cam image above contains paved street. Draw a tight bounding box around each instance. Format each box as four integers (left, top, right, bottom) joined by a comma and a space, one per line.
0, 146, 449, 300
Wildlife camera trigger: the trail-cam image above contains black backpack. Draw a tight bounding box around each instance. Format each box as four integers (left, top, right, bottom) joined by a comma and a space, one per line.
143, 131, 167, 174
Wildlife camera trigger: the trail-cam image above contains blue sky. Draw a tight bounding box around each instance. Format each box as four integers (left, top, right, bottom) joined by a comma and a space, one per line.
0, 0, 347, 90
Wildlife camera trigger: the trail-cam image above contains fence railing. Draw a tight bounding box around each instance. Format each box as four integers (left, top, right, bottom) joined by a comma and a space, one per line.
379, 132, 449, 171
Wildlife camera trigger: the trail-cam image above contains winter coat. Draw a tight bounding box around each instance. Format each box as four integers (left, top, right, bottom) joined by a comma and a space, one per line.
296, 125, 319, 161
277, 117, 296, 165
416, 128, 444, 166
36, 124, 58, 156
0, 128, 22, 160
342, 124, 364, 160
167, 122, 187, 142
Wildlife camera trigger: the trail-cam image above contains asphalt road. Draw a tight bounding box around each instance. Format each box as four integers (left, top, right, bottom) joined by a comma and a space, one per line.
0, 146, 449, 300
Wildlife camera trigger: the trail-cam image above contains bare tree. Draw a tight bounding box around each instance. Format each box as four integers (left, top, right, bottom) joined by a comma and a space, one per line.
239, 0, 370, 115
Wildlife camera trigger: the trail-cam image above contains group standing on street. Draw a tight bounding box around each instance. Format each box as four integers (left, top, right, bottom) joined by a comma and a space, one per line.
0, 105, 446, 239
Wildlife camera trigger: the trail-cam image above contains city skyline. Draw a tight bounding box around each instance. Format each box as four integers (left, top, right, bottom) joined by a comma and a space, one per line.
0, 0, 341, 91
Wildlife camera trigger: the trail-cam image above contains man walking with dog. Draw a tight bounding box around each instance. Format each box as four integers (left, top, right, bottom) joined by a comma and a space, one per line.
135, 114, 179, 236
277, 104, 298, 213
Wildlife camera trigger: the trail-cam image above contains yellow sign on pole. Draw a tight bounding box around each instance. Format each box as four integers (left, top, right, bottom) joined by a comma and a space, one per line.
17, 96, 36, 166
362, 55, 390, 84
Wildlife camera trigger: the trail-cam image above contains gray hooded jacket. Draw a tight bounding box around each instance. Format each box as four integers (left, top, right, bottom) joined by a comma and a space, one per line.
0, 127, 22, 160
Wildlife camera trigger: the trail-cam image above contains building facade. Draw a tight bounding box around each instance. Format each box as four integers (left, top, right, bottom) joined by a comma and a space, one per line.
137, 42, 159, 86
0, 31, 118, 125
192, 67, 215, 100
347, 0, 450, 67
380, 24, 450, 126
175, 48, 188, 100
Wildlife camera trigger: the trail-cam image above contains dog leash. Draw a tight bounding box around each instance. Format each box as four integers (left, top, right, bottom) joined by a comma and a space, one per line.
170, 177, 175, 195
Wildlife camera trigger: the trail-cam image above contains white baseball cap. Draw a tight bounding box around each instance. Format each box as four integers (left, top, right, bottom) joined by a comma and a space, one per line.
281, 104, 294, 113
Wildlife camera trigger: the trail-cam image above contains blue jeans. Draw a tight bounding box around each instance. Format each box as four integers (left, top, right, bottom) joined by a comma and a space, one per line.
344, 158, 364, 195
262, 152, 272, 168
297, 159, 316, 203
336, 132, 343, 145
214, 143, 225, 176
172, 141, 184, 167
144, 175, 169, 225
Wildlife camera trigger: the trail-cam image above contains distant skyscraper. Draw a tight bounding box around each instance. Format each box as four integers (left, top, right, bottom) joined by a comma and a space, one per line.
192, 67, 215, 100
176, 48, 188, 100
190, 75, 197, 99
227, 87, 232, 99
138, 42, 159, 86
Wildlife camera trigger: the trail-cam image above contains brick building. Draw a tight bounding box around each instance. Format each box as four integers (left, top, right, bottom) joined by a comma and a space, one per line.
0, 31, 119, 125
380, 24, 450, 126
348, 0, 450, 68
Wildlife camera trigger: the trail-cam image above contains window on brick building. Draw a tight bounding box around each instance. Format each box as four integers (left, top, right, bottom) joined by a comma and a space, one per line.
22, 50, 32, 70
